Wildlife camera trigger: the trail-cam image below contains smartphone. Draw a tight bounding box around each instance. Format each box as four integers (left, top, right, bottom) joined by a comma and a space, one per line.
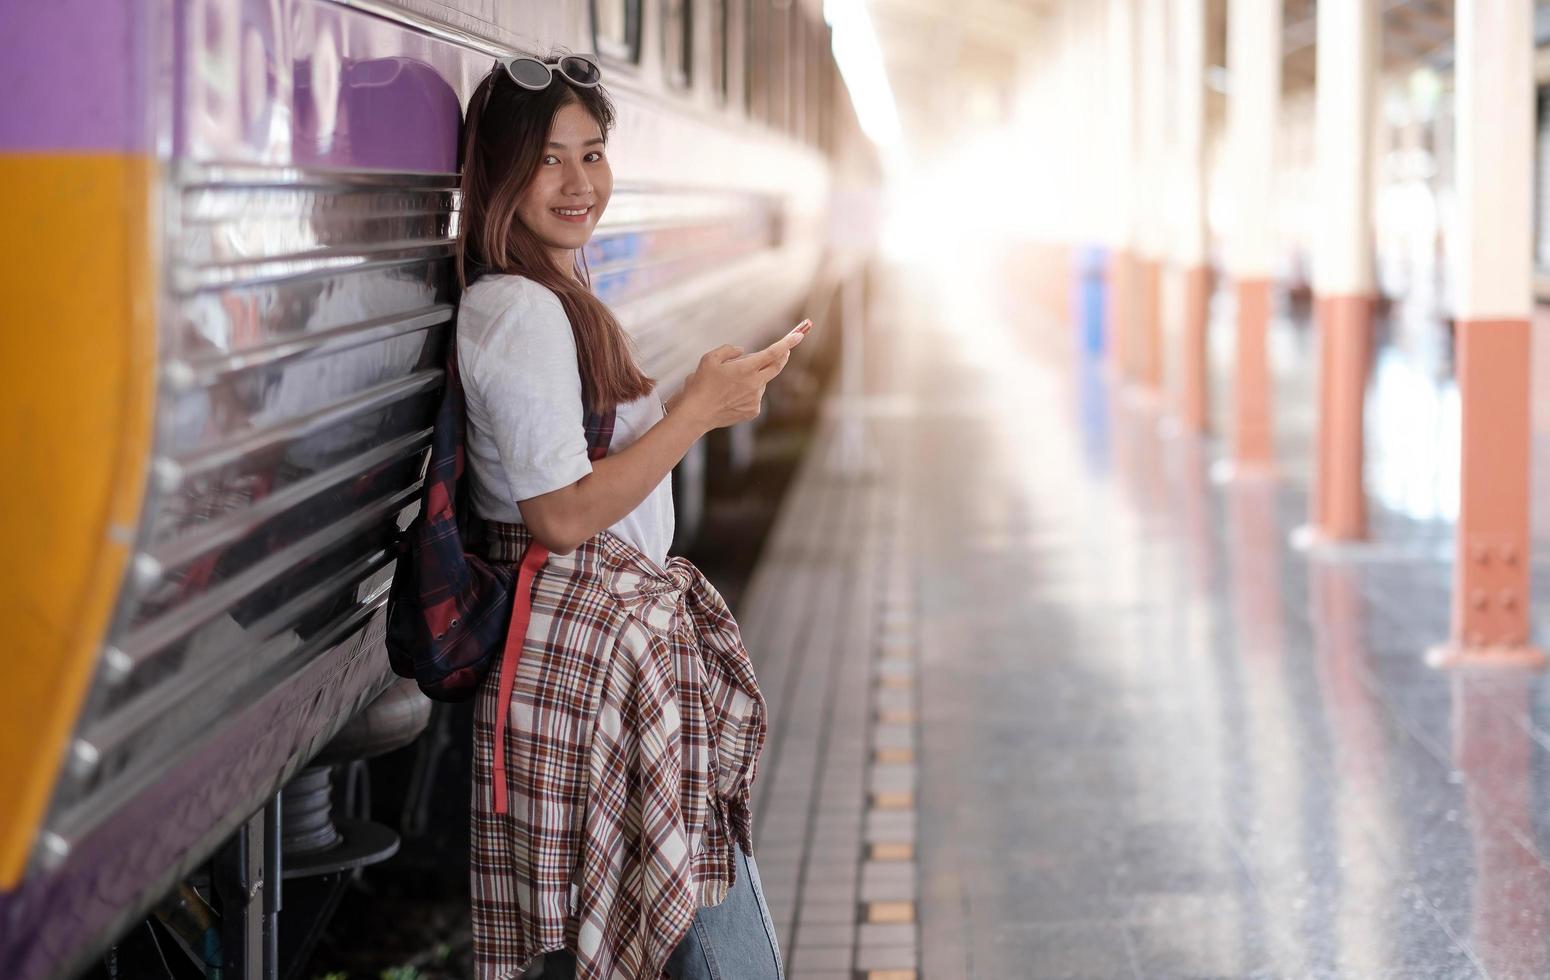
731, 319, 812, 361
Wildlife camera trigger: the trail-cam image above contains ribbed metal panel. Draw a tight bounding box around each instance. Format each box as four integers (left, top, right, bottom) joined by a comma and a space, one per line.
47, 165, 455, 842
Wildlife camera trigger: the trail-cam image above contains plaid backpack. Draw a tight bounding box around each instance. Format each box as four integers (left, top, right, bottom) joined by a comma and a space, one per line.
385, 332, 614, 701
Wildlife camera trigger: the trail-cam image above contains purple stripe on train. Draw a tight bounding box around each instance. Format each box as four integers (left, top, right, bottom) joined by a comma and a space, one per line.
0, 1, 150, 152
1, 0, 480, 169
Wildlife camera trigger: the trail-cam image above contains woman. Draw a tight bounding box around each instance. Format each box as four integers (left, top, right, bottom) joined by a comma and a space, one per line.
456, 53, 805, 980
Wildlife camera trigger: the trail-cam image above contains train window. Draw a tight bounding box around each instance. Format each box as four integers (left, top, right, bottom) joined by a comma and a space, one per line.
592, 0, 641, 64
712, 0, 731, 104
664, 0, 692, 88
767, 0, 790, 130
1538, 87, 1550, 271
819, 27, 834, 150
788, 7, 805, 138
746, 0, 766, 120
809, 18, 828, 147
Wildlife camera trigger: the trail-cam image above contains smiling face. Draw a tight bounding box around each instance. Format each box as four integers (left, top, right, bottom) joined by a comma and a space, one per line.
514, 100, 613, 275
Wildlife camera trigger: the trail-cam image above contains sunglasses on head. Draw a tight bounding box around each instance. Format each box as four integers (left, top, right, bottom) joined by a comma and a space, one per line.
499, 54, 602, 90
481, 54, 602, 115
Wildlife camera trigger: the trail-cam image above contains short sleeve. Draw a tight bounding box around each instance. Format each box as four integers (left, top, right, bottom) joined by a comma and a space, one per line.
462, 283, 592, 502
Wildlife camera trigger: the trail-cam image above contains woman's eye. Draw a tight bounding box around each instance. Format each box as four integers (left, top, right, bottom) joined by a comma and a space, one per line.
543, 155, 559, 165
585, 151, 603, 163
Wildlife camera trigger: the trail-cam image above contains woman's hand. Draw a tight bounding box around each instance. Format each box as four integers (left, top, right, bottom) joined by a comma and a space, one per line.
675, 323, 810, 432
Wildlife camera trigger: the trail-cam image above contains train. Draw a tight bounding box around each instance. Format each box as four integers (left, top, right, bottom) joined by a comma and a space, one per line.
0, 1, 877, 976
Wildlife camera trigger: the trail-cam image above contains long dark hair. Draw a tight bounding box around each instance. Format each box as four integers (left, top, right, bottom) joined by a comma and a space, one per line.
457, 59, 654, 413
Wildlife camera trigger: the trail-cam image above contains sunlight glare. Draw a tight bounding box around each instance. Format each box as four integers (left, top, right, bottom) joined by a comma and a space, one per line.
824, 0, 903, 149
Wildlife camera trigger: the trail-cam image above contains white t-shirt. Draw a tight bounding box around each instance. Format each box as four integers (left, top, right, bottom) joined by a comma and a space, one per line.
457, 274, 675, 566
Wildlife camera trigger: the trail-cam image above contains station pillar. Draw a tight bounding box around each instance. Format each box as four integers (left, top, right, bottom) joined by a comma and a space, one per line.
1434, 0, 1543, 667
1136, 0, 1167, 393
1073, 0, 1110, 359
1107, 251, 1132, 378
1105, 0, 1138, 382
1309, 0, 1379, 541
1225, 0, 1281, 469
1173, 0, 1210, 433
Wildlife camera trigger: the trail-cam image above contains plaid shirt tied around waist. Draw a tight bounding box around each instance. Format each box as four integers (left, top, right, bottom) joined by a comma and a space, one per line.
472, 521, 768, 980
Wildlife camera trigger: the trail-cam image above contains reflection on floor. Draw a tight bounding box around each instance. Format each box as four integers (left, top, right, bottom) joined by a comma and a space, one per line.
742, 249, 1550, 979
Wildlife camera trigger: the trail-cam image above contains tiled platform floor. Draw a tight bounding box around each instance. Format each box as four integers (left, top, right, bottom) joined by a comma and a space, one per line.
738, 252, 1550, 979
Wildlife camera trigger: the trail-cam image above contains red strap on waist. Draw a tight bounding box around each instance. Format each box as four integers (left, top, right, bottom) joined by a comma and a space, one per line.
492, 541, 549, 816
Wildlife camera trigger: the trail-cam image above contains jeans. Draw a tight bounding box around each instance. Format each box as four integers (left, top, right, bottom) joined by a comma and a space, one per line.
541, 847, 784, 980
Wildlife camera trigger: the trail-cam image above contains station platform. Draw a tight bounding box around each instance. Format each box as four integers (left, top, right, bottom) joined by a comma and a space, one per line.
735, 252, 1550, 980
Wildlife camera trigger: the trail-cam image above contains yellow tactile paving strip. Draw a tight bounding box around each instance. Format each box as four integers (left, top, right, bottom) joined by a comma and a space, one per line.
869, 842, 915, 862
869, 791, 914, 810
857, 523, 920, 980
863, 900, 916, 924
738, 452, 922, 977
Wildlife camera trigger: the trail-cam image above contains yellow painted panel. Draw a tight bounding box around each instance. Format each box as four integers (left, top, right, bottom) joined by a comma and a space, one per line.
0, 154, 156, 889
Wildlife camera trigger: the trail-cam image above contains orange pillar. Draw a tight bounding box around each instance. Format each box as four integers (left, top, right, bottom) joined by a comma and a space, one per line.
1105, 0, 1139, 384
1107, 249, 1131, 377
1317, 296, 1373, 537
1140, 259, 1163, 389
1313, 296, 1334, 525
1310, 0, 1378, 541
1180, 268, 1211, 430
1448, 319, 1535, 654
1234, 280, 1275, 465
1433, 0, 1541, 667
1174, 0, 1210, 433
1052, 243, 1073, 343
1135, 0, 1167, 394
1225, 0, 1281, 471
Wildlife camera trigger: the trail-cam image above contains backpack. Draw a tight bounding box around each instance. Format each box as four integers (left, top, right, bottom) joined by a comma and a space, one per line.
385, 332, 614, 701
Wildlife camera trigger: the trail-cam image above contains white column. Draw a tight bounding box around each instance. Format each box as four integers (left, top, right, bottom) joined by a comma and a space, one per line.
1455, 0, 1534, 320
1071, 0, 1095, 247
1104, 0, 1139, 375
1088, 1, 1110, 248
1172, 0, 1212, 431
1172, 0, 1208, 270
1136, 0, 1169, 263
1312, 0, 1378, 296
1136, 0, 1172, 388
1056, 0, 1080, 245
1225, 0, 1282, 280
1106, 0, 1137, 258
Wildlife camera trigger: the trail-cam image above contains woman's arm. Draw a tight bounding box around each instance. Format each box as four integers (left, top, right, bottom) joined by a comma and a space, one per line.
519, 333, 804, 553
519, 406, 707, 553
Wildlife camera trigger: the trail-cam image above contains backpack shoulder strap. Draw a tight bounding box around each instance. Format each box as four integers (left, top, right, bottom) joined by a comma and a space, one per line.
426, 332, 467, 520
583, 407, 616, 462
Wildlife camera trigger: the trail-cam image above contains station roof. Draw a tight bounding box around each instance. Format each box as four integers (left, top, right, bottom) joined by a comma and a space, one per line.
861, 0, 1475, 149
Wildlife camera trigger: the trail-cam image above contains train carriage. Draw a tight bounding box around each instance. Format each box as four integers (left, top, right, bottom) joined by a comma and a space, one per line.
0, 1, 873, 976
